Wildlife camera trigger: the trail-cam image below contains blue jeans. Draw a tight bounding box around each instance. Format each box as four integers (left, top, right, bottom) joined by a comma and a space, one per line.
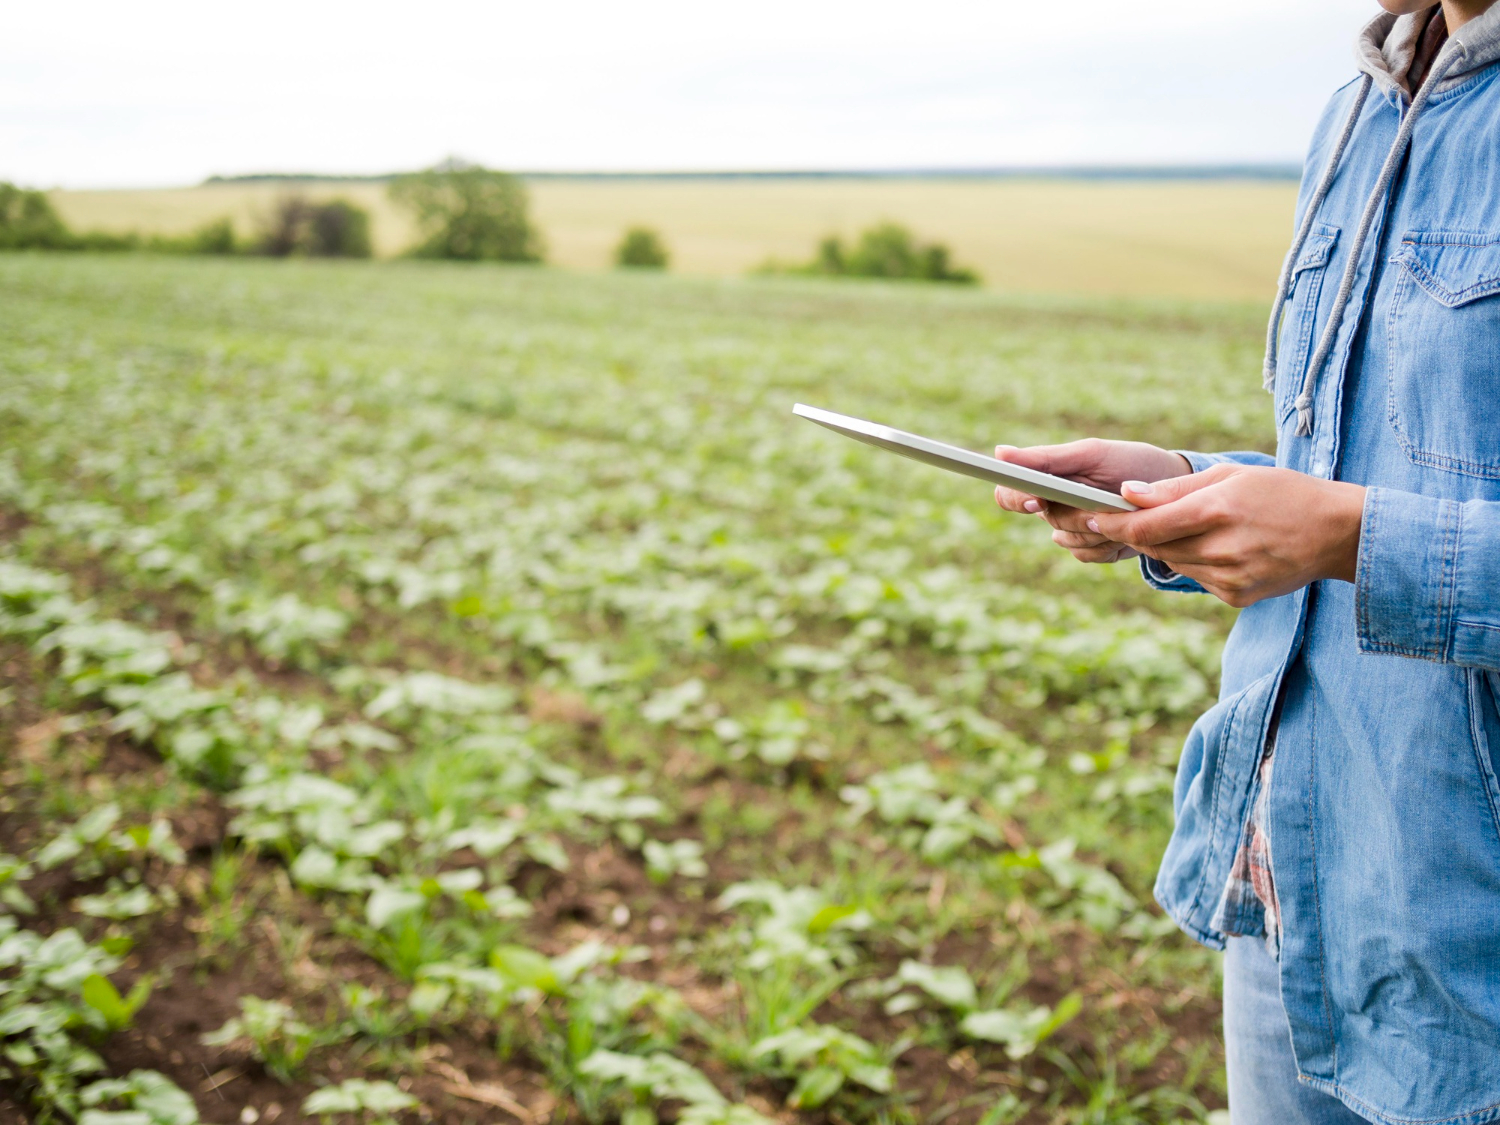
1223, 937, 1369, 1124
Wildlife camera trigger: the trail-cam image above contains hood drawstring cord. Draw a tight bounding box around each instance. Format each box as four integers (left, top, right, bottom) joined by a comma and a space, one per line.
1288, 40, 1468, 438
1262, 75, 1372, 393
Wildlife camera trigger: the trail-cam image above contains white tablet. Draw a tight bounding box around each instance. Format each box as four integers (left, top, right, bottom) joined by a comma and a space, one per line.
792, 404, 1136, 513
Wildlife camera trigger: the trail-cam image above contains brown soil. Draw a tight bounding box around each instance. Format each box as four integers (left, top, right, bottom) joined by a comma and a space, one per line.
0, 533, 1228, 1125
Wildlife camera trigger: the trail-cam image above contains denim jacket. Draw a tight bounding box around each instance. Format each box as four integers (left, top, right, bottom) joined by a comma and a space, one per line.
1148, 9, 1500, 1123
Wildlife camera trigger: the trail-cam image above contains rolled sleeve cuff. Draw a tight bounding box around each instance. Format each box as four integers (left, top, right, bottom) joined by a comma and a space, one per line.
1178, 449, 1276, 473
1355, 486, 1459, 661
1178, 450, 1228, 474
1139, 554, 1205, 594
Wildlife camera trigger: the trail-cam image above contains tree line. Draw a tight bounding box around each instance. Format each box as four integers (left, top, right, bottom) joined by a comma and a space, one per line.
2, 162, 978, 283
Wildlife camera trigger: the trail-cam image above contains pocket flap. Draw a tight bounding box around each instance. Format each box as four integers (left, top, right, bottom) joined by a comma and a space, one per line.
1392, 231, 1500, 308
1293, 223, 1339, 274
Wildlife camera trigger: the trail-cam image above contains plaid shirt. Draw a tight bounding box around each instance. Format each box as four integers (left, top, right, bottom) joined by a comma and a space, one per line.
1211, 736, 1281, 957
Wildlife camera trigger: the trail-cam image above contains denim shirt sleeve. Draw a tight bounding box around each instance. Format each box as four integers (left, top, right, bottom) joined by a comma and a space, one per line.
1356, 486, 1500, 669
1139, 450, 1276, 594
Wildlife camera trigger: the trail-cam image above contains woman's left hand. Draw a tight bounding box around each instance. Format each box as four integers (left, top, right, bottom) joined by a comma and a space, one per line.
1087, 464, 1366, 608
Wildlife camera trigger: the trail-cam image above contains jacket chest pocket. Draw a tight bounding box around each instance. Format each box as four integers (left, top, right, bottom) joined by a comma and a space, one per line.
1275, 224, 1339, 423
1387, 232, 1500, 478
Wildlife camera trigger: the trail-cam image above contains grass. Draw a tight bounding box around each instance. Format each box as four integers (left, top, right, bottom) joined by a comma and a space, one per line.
0, 252, 1275, 1124
47, 177, 1297, 299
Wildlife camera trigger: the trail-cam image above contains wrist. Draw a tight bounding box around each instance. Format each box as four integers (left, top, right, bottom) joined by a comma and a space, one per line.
1322, 481, 1366, 583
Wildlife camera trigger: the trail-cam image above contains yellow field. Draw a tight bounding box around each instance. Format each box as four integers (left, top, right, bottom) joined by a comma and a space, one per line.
50, 176, 1298, 301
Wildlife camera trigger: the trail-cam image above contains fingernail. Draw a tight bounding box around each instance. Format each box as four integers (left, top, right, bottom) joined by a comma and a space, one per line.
1023, 500, 1042, 513
1123, 480, 1153, 495
1086, 518, 1100, 533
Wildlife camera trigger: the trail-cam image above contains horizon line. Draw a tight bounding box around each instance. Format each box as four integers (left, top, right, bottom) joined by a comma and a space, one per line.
190, 162, 1303, 187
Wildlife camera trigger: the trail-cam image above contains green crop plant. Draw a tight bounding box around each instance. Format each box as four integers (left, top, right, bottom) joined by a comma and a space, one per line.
580, 1049, 771, 1125
202, 997, 321, 1082
0, 253, 1259, 1119
302, 1078, 416, 1125
749, 1024, 894, 1108
717, 881, 871, 971
78, 1069, 200, 1125
0, 918, 170, 1121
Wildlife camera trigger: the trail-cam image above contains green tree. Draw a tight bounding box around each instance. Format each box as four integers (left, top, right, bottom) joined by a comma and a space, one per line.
846, 222, 976, 283
615, 226, 669, 269
0, 183, 74, 250
846, 222, 919, 279
307, 200, 371, 257
257, 197, 371, 258
389, 160, 541, 262
795, 222, 978, 284
814, 236, 845, 275
188, 217, 239, 255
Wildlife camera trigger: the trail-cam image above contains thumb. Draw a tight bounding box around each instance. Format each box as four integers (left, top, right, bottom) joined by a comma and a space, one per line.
994, 440, 1100, 477
1119, 470, 1216, 508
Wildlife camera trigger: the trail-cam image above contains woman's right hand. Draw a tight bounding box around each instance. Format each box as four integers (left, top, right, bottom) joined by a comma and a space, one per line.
992, 439, 1192, 564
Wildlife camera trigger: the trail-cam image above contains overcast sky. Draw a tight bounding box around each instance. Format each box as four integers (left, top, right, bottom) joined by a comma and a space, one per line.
5, 0, 1380, 189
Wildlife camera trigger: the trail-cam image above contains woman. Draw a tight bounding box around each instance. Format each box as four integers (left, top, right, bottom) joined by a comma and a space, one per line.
994, 3, 1500, 1122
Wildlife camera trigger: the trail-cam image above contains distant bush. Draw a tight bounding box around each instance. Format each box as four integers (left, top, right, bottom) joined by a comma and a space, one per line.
615, 226, 669, 270
388, 160, 541, 262
186, 216, 239, 255
763, 221, 979, 285
306, 200, 370, 257
73, 230, 140, 252
141, 218, 240, 256
0, 181, 247, 256
256, 196, 371, 258
0, 183, 75, 249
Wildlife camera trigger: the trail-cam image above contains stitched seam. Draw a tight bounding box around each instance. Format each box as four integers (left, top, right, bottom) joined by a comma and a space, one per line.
1356, 488, 1381, 651
1418, 62, 1500, 107
1410, 271, 1500, 306
1359, 642, 1443, 657
1439, 501, 1460, 660
1385, 269, 1500, 476
1454, 620, 1500, 635
1386, 231, 1500, 306
1279, 246, 1334, 422
1395, 245, 1500, 305
1403, 450, 1500, 478
1400, 232, 1500, 247
1156, 904, 1225, 951
1304, 665, 1339, 1070
1465, 671, 1500, 853
1208, 679, 1270, 933
1300, 1072, 1500, 1125
1182, 687, 1245, 920
1387, 267, 1414, 457
1182, 678, 1270, 924
1294, 227, 1340, 271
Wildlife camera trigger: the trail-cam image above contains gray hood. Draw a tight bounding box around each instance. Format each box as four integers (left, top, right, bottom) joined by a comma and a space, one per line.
1356, 5, 1500, 98
1269, 4, 1500, 434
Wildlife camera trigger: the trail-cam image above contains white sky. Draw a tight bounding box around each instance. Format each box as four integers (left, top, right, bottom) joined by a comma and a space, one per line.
5, 0, 1378, 189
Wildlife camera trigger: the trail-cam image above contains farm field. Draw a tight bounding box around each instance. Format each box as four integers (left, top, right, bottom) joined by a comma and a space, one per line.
0, 253, 1276, 1125
48, 177, 1298, 300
